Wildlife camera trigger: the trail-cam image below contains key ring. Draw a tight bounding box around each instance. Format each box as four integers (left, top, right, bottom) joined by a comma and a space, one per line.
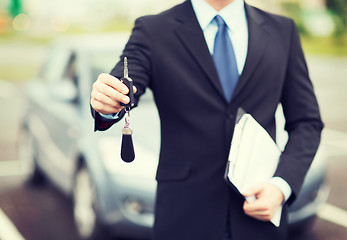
124, 107, 131, 128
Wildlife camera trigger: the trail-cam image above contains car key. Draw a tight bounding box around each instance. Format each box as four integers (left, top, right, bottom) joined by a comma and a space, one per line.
120, 57, 135, 108
120, 57, 135, 163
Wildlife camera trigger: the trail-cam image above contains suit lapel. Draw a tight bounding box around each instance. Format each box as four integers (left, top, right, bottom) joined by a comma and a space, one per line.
173, 1, 271, 103
174, 1, 226, 101
231, 4, 270, 101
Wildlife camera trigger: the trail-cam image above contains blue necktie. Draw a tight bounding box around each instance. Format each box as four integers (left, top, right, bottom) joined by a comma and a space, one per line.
213, 15, 239, 103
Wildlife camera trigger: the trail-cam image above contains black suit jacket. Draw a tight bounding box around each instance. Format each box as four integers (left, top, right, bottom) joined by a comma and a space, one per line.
93, 1, 323, 239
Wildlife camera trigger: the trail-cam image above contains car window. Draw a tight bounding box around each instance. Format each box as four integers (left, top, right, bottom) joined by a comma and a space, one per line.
39, 46, 71, 83
63, 53, 78, 86
63, 53, 79, 103
47, 52, 80, 104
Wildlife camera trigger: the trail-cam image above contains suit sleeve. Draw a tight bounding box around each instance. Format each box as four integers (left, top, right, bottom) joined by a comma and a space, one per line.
274, 20, 324, 204
92, 106, 125, 132
93, 17, 152, 131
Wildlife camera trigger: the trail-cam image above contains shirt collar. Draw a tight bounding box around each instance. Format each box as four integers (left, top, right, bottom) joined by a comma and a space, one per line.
191, 0, 246, 32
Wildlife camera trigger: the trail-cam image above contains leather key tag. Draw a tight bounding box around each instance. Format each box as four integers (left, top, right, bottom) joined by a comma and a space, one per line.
121, 121, 135, 163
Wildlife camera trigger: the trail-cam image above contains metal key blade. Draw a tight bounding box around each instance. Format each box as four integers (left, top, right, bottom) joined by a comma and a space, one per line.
124, 57, 128, 78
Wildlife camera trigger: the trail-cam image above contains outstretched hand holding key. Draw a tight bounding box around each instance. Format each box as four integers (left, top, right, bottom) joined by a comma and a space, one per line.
91, 57, 136, 163
90, 57, 137, 115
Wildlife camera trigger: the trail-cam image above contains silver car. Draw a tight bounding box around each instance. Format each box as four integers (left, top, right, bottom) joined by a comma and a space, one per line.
18, 34, 329, 240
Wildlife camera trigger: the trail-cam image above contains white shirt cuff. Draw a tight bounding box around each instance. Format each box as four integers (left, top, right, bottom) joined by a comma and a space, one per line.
269, 177, 292, 203
99, 112, 120, 120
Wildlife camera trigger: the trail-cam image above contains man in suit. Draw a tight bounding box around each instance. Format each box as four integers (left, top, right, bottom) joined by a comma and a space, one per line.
90, 0, 323, 239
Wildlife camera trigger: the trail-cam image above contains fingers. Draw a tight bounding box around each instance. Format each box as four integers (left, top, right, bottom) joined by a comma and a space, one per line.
99, 73, 129, 94
98, 73, 138, 95
90, 73, 137, 115
91, 99, 121, 115
93, 82, 129, 104
244, 198, 268, 211
92, 90, 123, 108
242, 184, 265, 197
242, 183, 284, 222
243, 199, 275, 222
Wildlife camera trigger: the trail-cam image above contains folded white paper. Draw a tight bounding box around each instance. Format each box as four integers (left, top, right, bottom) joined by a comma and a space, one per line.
226, 114, 282, 227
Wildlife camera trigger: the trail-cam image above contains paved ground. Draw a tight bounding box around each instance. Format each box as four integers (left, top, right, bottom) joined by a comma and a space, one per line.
0, 41, 346, 240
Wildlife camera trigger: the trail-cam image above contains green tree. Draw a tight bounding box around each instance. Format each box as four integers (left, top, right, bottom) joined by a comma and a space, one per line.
9, 0, 22, 18
326, 0, 347, 35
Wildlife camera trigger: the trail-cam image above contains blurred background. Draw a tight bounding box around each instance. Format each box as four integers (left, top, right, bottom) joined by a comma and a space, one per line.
0, 0, 346, 240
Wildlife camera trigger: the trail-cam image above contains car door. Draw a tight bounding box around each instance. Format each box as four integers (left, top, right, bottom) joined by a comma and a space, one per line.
27, 46, 81, 193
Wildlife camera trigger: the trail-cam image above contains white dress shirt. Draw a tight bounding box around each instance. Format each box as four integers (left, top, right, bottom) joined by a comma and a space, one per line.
102, 0, 292, 203
191, 0, 248, 75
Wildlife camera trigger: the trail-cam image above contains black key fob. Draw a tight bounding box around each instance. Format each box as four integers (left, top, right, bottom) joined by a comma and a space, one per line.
120, 76, 135, 108
121, 125, 135, 162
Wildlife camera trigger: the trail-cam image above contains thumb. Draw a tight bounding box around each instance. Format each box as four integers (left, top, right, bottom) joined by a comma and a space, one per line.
242, 184, 265, 197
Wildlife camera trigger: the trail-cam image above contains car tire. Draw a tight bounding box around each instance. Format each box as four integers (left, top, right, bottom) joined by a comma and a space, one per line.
17, 127, 45, 185
73, 165, 109, 240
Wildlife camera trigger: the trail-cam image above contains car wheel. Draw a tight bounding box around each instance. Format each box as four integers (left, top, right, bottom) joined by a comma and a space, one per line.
17, 127, 45, 185
73, 165, 109, 240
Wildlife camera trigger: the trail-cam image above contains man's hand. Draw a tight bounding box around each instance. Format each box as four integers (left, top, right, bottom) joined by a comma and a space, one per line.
242, 183, 284, 222
90, 73, 137, 115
